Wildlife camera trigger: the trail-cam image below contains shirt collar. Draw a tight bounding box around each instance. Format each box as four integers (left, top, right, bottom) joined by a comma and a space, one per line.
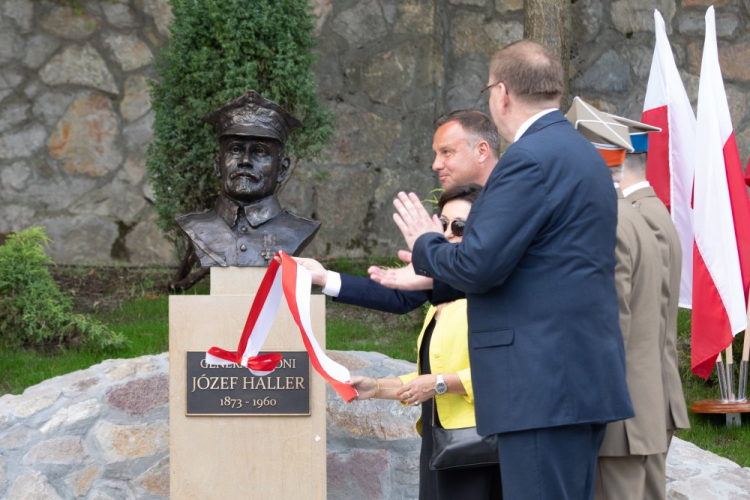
621, 180, 651, 198
514, 108, 558, 142
214, 194, 283, 228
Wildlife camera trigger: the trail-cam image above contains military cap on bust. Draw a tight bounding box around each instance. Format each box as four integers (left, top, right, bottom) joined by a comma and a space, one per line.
202, 90, 303, 143
566, 96, 633, 166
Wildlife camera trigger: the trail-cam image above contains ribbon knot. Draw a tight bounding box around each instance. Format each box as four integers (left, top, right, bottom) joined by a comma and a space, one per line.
207, 347, 282, 374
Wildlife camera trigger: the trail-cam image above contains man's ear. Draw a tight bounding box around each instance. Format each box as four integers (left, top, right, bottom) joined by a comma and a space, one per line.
475, 140, 490, 161
496, 82, 513, 113
277, 157, 290, 183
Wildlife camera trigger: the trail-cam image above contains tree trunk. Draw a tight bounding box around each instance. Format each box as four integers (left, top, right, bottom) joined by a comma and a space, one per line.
524, 0, 573, 110
169, 243, 209, 292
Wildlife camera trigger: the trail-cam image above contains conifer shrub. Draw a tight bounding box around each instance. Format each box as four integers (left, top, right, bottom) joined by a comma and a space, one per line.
147, 0, 333, 246
0, 228, 126, 350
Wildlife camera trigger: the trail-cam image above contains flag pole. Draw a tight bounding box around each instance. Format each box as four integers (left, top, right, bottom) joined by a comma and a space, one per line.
725, 344, 735, 401
739, 301, 750, 401
716, 352, 729, 402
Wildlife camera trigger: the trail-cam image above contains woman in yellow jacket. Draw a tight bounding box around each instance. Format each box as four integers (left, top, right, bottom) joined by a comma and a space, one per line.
350, 185, 502, 500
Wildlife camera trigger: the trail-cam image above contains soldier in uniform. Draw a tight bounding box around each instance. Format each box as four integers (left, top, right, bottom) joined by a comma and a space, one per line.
618, 117, 689, 500
176, 90, 320, 267
567, 98, 667, 500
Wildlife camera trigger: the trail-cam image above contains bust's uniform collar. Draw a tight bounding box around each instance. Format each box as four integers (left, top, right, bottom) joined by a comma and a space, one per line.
215, 194, 283, 228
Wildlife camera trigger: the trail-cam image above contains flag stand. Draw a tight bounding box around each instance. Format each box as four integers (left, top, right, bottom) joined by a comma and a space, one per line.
690, 320, 750, 427
690, 398, 750, 427
715, 352, 729, 401
738, 303, 750, 402
725, 344, 735, 401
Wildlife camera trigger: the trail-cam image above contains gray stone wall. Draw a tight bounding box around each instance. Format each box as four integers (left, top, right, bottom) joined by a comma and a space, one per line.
1, 0, 749, 264
0, 0, 173, 264
2, 351, 749, 500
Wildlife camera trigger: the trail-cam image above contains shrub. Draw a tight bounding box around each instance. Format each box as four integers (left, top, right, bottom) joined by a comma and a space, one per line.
147, 0, 334, 247
0, 228, 126, 350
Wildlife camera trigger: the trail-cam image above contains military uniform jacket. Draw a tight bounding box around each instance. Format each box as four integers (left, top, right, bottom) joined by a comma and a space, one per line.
600, 191, 668, 457
176, 195, 320, 267
626, 186, 690, 431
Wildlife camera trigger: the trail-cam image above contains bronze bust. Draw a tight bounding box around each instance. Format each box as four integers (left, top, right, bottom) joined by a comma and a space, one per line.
176, 90, 321, 267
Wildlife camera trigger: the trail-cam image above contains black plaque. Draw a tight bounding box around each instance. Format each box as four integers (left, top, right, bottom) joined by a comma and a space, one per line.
186, 351, 310, 416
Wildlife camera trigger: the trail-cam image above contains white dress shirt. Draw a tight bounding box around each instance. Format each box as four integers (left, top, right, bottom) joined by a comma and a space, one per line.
622, 180, 651, 198
514, 108, 558, 142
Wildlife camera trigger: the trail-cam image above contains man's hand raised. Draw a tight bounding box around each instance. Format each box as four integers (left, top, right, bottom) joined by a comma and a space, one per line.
273, 255, 329, 287
393, 192, 442, 251
368, 261, 434, 291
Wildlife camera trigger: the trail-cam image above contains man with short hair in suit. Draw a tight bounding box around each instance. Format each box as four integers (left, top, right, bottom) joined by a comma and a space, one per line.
383, 41, 634, 500
619, 127, 689, 500
296, 110, 500, 315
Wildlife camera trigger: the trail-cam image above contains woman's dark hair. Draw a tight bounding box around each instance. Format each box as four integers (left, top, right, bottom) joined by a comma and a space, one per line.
437, 184, 482, 212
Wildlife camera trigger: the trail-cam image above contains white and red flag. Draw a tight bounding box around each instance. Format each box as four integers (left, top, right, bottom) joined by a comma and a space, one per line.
642, 10, 696, 308
691, 6, 750, 379
206, 251, 357, 401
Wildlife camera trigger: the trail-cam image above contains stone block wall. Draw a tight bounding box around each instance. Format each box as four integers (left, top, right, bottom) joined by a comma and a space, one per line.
0, 0, 173, 265
1, 0, 749, 264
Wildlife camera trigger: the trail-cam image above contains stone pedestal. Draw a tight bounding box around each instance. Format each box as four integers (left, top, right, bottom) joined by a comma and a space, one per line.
169, 267, 326, 498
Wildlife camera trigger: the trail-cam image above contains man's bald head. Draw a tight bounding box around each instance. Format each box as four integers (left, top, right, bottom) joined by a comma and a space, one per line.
489, 40, 563, 109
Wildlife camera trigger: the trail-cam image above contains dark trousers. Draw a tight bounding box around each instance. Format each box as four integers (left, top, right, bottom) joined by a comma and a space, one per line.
419, 399, 503, 500
497, 423, 606, 500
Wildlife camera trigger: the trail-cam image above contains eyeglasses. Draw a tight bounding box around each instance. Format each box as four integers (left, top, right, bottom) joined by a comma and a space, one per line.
480, 81, 502, 96
440, 218, 466, 237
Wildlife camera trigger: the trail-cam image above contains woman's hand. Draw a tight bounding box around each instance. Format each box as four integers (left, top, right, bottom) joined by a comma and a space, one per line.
348, 375, 378, 400
397, 374, 438, 406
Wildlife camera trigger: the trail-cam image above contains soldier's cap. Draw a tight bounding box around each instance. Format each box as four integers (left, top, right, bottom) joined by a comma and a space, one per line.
202, 90, 302, 144
565, 96, 633, 166
604, 113, 661, 154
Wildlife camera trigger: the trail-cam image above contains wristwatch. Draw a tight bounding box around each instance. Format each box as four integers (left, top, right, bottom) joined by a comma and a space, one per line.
435, 374, 448, 395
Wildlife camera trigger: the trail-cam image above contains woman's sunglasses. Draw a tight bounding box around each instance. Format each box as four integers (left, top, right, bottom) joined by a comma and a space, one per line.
440, 218, 466, 237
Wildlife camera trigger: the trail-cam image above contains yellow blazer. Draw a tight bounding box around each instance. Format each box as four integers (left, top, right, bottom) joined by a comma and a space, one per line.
398, 299, 475, 435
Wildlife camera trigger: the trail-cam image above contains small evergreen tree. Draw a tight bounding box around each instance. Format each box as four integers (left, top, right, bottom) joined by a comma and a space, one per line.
147, 0, 333, 289
0, 228, 126, 350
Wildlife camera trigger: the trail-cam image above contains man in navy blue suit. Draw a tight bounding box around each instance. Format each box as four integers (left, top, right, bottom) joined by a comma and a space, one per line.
384, 40, 634, 500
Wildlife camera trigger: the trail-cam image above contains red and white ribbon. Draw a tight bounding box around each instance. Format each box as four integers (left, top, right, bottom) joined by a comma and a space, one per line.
206, 251, 357, 401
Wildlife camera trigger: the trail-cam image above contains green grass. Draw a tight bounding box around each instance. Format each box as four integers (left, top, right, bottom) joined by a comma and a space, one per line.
2, 262, 749, 468
0, 280, 209, 396
0, 296, 169, 395
326, 301, 423, 361
674, 308, 750, 467
323, 256, 426, 360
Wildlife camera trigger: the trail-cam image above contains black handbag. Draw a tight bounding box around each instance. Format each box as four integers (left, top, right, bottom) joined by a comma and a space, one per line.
428, 399, 500, 471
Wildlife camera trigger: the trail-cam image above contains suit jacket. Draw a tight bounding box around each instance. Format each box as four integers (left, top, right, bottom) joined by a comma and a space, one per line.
398, 300, 476, 435
176, 195, 320, 267
412, 110, 634, 436
599, 191, 667, 456
333, 274, 465, 314
334, 273, 428, 313
626, 186, 690, 431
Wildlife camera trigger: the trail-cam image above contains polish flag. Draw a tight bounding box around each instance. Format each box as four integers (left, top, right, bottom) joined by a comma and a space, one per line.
642, 10, 695, 308
691, 6, 750, 378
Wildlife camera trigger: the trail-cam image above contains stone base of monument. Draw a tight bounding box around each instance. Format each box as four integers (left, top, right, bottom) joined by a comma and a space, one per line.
169, 267, 326, 498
